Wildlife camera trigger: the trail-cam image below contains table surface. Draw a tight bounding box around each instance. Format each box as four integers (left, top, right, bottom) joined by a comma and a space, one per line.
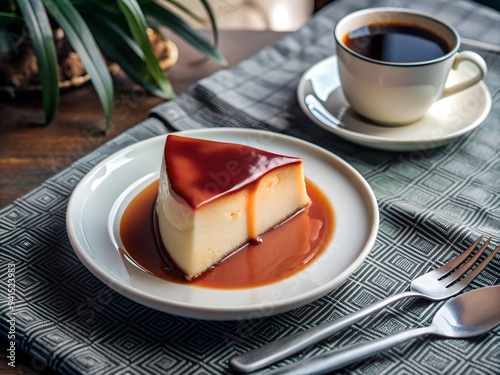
0, 28, 286, 375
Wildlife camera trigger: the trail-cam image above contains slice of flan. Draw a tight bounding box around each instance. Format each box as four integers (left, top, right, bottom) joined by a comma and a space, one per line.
156, 135, 311, 281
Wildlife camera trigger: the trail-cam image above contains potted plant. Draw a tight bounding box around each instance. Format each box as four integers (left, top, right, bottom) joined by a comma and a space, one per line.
0, 0, 226, 131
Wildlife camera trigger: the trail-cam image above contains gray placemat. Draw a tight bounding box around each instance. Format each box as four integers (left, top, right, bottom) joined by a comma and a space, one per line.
1, 0, 499, 374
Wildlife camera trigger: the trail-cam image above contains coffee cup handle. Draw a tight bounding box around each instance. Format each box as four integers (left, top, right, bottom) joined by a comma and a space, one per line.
441, 51, 487, 99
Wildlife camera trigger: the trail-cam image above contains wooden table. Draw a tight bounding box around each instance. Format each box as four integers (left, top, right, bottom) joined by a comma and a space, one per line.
0, 29, 286, 375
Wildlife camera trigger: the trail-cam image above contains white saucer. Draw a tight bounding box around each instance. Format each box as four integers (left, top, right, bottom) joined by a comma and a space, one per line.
297, 56, 492, 151
66, 128, 379, 320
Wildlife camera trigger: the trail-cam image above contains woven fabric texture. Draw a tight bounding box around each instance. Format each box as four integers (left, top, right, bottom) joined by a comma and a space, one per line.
1, 0, 499, 374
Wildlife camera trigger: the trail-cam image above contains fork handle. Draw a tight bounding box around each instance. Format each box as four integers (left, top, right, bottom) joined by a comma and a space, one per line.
267, 326, 435, 375
230, 291, 421, 373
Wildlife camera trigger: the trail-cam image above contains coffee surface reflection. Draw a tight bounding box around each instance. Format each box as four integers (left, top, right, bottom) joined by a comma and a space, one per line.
343, 23, 450, 63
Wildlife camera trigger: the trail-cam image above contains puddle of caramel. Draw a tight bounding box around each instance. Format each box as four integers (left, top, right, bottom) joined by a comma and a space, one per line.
119, 178, 335, 289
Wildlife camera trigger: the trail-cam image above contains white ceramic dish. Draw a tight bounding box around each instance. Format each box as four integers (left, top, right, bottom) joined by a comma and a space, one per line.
297, 56, 492, 151
66, 128, 379, 320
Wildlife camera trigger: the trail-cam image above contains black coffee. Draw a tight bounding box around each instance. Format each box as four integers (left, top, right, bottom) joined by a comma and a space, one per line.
343, 23, 450, 63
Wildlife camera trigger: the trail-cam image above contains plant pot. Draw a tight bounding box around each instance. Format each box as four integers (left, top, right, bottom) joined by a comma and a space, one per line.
0, 28, 178, 96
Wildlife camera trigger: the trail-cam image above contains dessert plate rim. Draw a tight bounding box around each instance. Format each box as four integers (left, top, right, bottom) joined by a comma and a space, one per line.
66, 128, 379, 320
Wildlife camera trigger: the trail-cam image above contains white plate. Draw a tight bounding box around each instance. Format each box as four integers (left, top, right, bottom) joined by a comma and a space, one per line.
297, 56, 492, 151
66, 128, 379, 320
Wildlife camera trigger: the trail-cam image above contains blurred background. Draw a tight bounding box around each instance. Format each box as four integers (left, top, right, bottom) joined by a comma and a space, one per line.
168, 0, 498, 31
169, 0, 334, 31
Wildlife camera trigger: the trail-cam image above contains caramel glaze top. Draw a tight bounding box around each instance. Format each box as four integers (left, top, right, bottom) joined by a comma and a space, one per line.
164, 135, 303, 209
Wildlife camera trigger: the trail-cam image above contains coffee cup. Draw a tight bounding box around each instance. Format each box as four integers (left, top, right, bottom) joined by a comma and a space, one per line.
334, 7, 488, 125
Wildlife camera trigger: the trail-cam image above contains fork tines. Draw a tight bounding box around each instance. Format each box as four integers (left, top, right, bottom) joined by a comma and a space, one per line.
439, 236, 500, 288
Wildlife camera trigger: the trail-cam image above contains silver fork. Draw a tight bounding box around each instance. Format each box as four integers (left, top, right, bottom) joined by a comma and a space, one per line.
230, 236, 500, 373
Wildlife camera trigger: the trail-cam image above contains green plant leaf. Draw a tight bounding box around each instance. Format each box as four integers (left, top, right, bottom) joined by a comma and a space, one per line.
118, 0, 175, 99
43, 0, 114, 129
0, 12, 24, 51
0, 12, 23, 25
0, 29, 10, 52
139, 0, 227, 66
77, 5, 171, 99
198, 0, 219, 51
16, 0, 59, 125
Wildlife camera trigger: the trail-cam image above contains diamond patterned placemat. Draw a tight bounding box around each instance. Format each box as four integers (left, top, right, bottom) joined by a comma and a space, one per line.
1, 0, 499, 374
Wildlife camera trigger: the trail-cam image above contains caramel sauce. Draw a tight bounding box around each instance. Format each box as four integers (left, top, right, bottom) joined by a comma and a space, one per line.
246, 181, 261, 242
120, 179, 335, 289
164, 135, 303, 209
